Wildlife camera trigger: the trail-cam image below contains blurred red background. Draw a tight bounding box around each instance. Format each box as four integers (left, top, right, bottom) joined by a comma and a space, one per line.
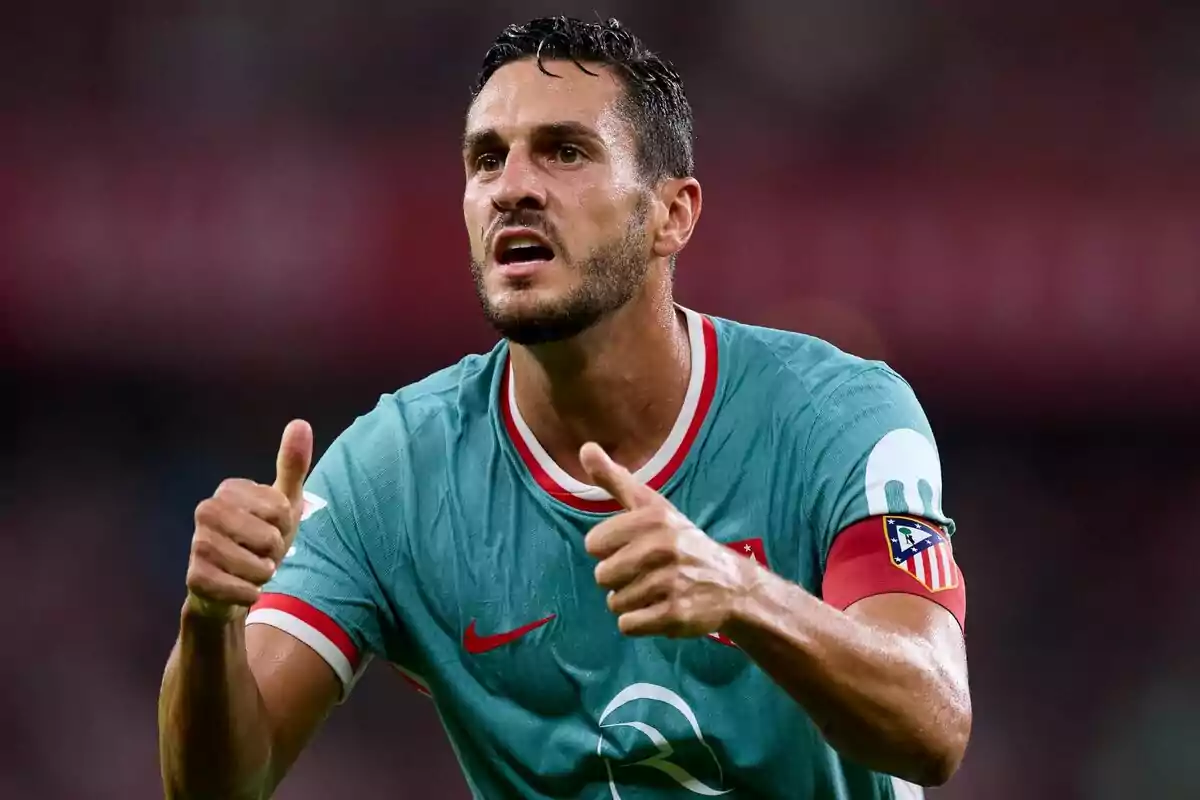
5, 2, 1199, 798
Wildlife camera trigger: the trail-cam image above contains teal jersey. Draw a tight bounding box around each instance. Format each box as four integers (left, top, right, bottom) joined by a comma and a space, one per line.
248, 307, 953, 800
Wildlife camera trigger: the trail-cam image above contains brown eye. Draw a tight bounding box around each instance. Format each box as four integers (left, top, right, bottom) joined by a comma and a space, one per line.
476, 153, 503, 173
555, 144, 583, 165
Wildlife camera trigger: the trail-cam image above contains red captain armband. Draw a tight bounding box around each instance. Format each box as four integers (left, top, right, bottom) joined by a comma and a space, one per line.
822, 516, 966, 630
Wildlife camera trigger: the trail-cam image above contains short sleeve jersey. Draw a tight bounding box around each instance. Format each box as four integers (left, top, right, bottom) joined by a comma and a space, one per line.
248, 307, 954, 800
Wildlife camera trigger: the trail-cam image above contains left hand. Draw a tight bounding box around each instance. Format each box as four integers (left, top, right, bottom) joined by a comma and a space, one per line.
580, 442, 756, 638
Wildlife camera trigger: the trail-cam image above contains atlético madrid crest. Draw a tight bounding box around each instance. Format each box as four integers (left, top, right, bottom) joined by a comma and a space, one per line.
884, 516, 959, 593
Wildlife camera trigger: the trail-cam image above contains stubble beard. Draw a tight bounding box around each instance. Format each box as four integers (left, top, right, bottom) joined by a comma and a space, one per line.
470, 205, 651, 346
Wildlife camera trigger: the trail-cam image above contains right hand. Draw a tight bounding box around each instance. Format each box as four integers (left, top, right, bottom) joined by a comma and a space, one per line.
185, 420, 314, 620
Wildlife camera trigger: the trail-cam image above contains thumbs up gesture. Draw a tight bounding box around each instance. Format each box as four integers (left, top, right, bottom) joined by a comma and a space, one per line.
580, 442, 755, 639
185, 421, 314, 620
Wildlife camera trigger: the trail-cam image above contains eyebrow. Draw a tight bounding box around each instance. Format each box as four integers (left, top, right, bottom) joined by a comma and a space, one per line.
461, 121, 602, 155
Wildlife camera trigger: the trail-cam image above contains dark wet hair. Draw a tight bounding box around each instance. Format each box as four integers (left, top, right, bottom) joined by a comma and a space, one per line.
472, 16, 694, 183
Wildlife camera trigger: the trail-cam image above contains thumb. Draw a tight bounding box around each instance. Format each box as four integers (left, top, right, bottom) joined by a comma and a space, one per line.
273, 419, 313, 509
579, 442, 659, 510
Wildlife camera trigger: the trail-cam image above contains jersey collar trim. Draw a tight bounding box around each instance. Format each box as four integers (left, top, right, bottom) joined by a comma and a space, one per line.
500, 306, 719, 513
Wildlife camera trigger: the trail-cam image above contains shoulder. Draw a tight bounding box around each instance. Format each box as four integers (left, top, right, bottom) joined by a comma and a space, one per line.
380, 345, 501, 435
711, 314, 917, 424
319, 343, 505, 479
709, 314, 952, 546
711, 313, 940, 501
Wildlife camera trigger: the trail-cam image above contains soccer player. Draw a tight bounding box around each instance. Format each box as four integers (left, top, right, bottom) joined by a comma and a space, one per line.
158, 16, 970, 800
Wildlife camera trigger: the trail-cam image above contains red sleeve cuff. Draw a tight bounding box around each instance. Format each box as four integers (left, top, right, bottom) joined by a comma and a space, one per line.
822, 516, 966, 630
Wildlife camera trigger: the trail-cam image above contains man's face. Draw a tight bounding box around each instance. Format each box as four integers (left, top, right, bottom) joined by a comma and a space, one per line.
463, 58, 653, 344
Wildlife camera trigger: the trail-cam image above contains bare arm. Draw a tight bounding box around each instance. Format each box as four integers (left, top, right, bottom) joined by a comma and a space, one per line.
579, 443, 972, 788
723, 584, 971, 786
159, 419, 341, 799
159, 613, 340, 800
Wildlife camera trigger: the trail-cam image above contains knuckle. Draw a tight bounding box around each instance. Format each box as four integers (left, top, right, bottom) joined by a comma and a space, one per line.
646, 507, 672, 528
191, 531, 217, 561
186, 562, 213, 591
215, 477, 248, 498
267, 530, 287, 559
193, 498, 221, 528
254, 557, 278, 584
265, 488, 292, 521
661, 575, 681, 599
584, 528, 608, 556
224, 552, 260, 582
648, 537, 678, 564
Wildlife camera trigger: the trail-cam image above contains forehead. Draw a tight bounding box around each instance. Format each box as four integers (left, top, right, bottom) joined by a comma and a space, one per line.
466, 58, 627, 141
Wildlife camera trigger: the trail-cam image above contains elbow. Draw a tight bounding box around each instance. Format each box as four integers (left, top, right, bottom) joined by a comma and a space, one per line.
907, 706, 972, 788
910, 745, 963, 788
908, 654, 974, 787
820, 701, 972, 788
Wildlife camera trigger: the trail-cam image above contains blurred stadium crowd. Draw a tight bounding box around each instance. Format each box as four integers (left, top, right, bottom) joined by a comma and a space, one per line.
4, 2, 1199, 798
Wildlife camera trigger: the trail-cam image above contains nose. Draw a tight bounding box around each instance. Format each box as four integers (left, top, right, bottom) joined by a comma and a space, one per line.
490, 148, 547, 212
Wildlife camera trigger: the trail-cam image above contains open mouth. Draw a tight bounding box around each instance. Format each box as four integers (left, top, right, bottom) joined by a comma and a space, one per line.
495, 233, 555, 265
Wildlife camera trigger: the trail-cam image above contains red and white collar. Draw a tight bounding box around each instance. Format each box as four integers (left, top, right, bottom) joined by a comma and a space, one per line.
500, 306, 719, 513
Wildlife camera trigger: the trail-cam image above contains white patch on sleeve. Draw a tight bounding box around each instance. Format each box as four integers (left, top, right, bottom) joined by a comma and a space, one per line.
864, 428, 944, 518
890, 777, 925, 800
300, 490, 328, 521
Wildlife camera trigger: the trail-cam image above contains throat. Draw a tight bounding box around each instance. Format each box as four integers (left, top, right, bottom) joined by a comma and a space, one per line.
541, 392, 681, 481
507, 307, 696, 486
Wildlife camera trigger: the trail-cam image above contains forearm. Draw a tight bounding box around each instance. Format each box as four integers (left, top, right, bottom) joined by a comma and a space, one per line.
158, 605, 275, 800
722, 568, 970, 786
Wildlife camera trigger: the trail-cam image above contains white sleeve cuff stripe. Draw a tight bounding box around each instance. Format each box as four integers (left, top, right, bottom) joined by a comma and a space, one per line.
246, 608, 354, 691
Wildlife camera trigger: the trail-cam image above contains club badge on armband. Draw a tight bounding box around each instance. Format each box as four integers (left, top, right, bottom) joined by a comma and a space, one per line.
883, 516, 959, 593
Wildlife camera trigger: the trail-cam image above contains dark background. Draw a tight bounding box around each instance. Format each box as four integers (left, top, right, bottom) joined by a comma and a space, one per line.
5, 2, 1199, 798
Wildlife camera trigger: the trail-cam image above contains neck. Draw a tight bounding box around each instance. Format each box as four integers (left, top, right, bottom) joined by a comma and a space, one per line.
508, 285, 691, 482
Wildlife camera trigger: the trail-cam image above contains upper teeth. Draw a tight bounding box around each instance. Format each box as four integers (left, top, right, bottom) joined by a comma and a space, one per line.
504, 236, 542, 250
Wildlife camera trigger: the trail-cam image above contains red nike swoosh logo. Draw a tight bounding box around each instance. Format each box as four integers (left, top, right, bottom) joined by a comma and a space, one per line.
463, 614, 556, 654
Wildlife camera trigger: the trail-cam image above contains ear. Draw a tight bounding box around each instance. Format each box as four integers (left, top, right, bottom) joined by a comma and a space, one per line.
650, 177, 702, 259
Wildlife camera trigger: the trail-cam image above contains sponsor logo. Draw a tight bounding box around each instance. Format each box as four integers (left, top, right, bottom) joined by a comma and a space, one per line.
462, 614, 556, 654
596, 682, 730, 797
864, 428, 944, 519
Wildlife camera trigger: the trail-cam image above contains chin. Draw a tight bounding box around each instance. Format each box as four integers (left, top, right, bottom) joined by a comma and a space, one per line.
485, 281, 571, 317
481, 295, 604, 346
